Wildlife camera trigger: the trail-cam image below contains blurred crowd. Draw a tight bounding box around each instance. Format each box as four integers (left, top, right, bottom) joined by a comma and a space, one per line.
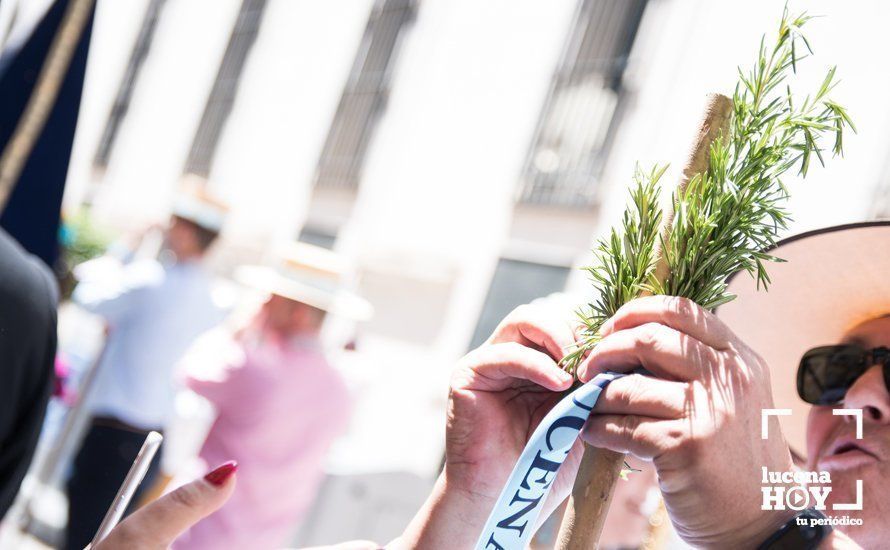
22, 186, 363, 549
64, 186, 378, 549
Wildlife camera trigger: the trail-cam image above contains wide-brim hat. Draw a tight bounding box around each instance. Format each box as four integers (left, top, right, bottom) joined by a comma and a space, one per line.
171, 175, 228, 233
235, 242, 373, 321
716, 221, 890, 458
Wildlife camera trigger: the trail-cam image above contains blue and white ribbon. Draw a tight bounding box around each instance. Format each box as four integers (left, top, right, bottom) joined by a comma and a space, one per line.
475, 372, 624, 550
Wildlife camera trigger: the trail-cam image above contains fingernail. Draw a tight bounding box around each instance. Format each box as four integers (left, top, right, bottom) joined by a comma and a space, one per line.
204, 460, 238, 487
599, 320, 613, 336
577, 359, 590, 380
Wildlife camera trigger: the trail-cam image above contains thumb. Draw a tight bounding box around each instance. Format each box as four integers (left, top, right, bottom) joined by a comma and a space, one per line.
94, 461, 237, 549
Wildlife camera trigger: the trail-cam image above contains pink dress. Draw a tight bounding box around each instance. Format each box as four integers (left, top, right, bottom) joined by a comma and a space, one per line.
172, 329, 352, 549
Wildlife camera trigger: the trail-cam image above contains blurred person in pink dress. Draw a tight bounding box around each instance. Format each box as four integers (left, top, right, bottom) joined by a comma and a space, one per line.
172, 243, 373, 550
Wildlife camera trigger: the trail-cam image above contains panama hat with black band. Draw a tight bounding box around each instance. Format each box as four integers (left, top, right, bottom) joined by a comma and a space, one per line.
716, 221, 890, 459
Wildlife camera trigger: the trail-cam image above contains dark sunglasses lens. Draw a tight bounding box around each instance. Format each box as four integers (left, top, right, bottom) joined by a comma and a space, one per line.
798, 346, 866, 405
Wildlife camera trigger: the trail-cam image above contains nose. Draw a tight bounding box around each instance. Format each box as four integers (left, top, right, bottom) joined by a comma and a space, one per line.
843, 364, 890, 424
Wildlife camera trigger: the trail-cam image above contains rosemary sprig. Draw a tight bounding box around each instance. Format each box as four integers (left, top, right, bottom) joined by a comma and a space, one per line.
562, 6, 855, 377
561, 165, 664, 372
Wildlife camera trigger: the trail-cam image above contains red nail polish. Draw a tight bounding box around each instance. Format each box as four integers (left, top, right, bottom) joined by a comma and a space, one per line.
204, 460, 238, 486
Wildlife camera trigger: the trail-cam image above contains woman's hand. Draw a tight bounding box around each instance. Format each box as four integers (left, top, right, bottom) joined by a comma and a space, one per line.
91, 462, 237, 550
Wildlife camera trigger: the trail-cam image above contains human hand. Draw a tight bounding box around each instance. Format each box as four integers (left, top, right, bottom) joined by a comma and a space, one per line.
577, 295, 796, 548
399, 302, 579, 549
91, 461, 237, 550
445, 302, 580, 502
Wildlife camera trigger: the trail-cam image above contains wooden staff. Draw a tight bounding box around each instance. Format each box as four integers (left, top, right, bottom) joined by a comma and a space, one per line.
555, 93, 732, 550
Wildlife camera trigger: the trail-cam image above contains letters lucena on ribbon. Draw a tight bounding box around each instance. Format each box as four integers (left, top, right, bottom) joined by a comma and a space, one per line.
476, 373, 623, 550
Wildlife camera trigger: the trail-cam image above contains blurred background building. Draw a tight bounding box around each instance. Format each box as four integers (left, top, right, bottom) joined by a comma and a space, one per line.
39, 0, 890, 546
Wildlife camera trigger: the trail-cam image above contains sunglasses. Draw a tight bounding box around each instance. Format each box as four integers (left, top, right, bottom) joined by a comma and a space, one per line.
797, 344, 890, 405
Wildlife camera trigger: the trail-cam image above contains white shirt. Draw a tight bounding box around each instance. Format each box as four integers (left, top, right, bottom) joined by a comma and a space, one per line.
73, 257, 225, 430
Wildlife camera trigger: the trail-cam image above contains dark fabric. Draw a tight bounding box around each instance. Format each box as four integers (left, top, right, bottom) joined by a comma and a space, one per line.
0, 229, 57, 519
64, 418, 163, 550
0, 0, 95, 266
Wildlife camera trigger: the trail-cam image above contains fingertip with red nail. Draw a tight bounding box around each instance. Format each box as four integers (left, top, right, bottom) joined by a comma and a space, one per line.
204, 460, 238, 487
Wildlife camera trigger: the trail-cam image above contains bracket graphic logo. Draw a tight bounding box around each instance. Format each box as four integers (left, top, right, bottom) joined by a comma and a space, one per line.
760, 409, 863, 512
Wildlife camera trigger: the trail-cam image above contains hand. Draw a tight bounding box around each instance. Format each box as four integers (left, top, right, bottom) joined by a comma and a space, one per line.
446, 302, 579, 502
399, 302, 579, 549
91, 462, 237, 549
577, 295, 795, 548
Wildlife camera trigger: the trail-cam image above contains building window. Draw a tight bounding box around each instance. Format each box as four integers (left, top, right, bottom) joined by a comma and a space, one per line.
313, 0, 417, 190
93, 0, 167, 169
518, 0, 647, 208
298, 225, 337, 250
183, 0, 267, 177
468, 258, 571, 350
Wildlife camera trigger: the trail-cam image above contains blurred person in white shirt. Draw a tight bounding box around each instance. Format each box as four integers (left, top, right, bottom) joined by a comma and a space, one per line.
64, 181, 228, 550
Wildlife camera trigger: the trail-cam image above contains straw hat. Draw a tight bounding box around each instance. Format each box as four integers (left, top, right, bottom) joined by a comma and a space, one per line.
716, 221, 890, 457
235, 242, 373, 321
171, 176, 228, 233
